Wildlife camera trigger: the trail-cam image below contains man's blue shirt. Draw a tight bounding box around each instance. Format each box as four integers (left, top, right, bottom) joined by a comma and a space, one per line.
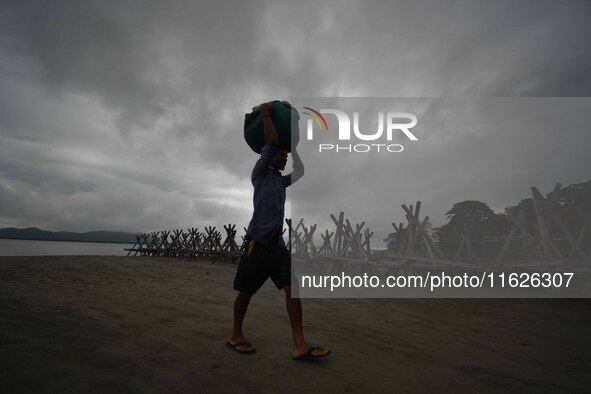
246, 145, 304, 245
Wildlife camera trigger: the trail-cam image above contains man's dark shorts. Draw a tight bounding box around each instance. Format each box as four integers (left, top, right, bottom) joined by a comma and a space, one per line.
233, 235, 296, 294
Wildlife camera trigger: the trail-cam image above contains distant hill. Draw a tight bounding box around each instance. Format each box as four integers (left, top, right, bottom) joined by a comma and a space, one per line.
0, 227, 136, 243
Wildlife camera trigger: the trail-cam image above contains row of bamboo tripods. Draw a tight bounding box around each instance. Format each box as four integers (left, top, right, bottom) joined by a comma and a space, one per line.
125, 225, 241, 260
126, 183, 590, 266
384, 183, 590, 266
125, 213, 373, 261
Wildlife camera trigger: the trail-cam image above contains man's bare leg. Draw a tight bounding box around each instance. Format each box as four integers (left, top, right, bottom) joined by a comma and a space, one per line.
284, 285, 330, 358
228, 291, 256, 352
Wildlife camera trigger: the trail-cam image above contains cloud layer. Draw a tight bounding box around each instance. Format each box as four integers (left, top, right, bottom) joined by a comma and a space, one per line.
1, 0, 590, 244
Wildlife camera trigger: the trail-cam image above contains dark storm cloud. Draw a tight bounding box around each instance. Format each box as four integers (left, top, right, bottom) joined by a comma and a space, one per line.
0, 1, 263, 130
0, 0, 590, 240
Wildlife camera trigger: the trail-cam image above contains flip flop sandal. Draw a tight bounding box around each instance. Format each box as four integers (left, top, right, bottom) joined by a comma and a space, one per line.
225, 340, 256, 355
292, 346, 331, 361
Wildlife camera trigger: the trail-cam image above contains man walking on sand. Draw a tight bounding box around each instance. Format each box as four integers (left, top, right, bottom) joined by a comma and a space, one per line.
227, 102, 331, 361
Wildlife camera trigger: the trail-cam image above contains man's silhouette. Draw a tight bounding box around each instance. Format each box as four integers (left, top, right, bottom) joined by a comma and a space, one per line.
227, 102, 331, 360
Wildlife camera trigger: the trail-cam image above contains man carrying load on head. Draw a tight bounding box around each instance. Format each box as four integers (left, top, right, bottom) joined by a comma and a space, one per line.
226, 102, 331, 361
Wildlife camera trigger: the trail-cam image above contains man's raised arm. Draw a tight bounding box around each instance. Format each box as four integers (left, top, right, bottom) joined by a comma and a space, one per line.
251, 102, 279, 180
260, 102, 278, 146
288, 147, 305, 185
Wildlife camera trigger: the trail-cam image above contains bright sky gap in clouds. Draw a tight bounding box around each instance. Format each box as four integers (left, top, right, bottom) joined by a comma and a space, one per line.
0, 0, 590, 245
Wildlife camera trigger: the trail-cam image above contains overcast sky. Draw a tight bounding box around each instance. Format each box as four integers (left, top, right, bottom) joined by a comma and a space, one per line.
1, 0, 590, 245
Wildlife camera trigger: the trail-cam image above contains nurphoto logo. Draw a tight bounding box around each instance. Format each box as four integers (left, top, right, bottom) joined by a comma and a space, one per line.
302, 107, 418, 153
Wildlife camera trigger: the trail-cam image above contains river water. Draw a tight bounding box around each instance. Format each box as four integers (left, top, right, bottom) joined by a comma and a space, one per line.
0, 238, 133, 257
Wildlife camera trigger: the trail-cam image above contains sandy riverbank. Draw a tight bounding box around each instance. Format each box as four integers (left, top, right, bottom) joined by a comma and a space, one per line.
1, 256, 590, 393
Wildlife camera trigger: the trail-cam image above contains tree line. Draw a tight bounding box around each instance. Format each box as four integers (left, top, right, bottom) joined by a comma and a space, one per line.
386, 179, 591, 260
